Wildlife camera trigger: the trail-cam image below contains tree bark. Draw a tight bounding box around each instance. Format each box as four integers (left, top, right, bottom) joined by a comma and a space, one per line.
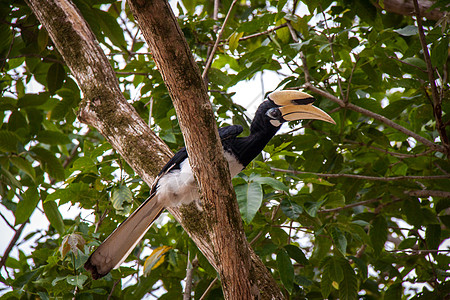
373, 0, 445, 21
26, 0, 283, 298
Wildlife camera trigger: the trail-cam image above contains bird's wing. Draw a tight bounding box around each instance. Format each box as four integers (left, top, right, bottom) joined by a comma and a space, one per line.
157, 147, 188, 177
84, 193, 165, 279
218, 125, 243, 140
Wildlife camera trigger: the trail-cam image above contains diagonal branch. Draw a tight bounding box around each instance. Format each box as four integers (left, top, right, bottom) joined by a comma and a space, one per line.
202, 0, 238, 79
303, 82, 445, 152
0, 222, 26, 270
271, 167, 450, 181
413, 0, 450, 156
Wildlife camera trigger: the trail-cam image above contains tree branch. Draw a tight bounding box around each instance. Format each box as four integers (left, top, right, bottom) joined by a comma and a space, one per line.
0, 222, 26, 270
406, 190, 450, 198
202, 0, 238, 79
303, 82, 445, 152
413, 0, 450, 157
270, 167, 450, 181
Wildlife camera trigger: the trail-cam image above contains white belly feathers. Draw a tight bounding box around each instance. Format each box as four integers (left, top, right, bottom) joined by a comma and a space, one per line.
156, 150, 244, 207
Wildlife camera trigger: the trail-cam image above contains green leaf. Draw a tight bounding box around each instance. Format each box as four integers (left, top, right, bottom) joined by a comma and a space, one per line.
72, 156, 97, 174
111, 185, 133, 211
425, 224, 441, 250
394, 25, 418, 36
398, 237, 417, 250
369, 215, 387, 256
280, 199, 303, 219
431, 37, 449, 67
228, 31, 244, 53
330, 226, 347, 256
325, 191, 345, 208
384, 282, 402, 300
277, 248, 294, 293
252, 175, 289, 193
43, 200, 65, 234
338, 259, 358, 300
15, 187, 40, 225
95, 9, 127, 49
17, 93, 48, 108
31, 147, 65, 181
276, 19, 290, 43
46, 63, 65, 94
36, 130, 71, 145
0, 130, 20, 152
66, 275, 88, 289
9, 156, 36, 180
284, 244, 309, 265
235, 181, 263, 223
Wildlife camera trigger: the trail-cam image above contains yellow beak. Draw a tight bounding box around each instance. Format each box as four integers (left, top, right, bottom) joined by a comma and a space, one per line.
268, 90, 336, 125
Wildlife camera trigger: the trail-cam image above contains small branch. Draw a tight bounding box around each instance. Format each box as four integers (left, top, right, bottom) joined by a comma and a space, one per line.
183, 253, 198, 300
0, 222, 27, 270
0, 212, 14, 230
387, 249, 450, 253
318, 198, 381, 213
239, 24, 288, 42
270, 167, 450, 181
202, 0, 238, 79
0, 53, 65, 65
413, 0, 450, 156
320, 6, 345, 101
388, 55, 427, 73
406, 190, 450, 198
303, 83, 444, 152
115, 71, 150, 76
107, 280, 120, 300
345, 56, 360, 103
199, 277, 219, 300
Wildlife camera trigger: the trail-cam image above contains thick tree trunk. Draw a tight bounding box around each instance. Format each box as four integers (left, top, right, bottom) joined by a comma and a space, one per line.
26, 0, 283, 298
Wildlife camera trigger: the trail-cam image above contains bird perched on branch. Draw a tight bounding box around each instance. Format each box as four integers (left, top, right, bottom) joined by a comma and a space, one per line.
84, 90, 335, 279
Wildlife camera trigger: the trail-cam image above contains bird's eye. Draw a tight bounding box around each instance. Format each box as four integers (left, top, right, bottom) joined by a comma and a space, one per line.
266, 108, 282, 120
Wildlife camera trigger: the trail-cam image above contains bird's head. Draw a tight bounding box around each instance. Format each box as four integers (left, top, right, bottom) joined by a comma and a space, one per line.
263, 90, 336, 127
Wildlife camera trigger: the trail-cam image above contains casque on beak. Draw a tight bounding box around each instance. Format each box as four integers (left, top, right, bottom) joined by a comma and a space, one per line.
268, 90, 336, 125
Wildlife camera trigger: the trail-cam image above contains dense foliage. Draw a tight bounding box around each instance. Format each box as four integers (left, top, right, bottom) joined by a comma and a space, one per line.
1, 0, 449, 299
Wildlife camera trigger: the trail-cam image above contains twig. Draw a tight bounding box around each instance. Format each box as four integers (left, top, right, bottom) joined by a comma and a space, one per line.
320, 6, 345, 101
239, 24, 288, 41
115, 71, 150, 76
388, 55, 427, 73
249, 230, 264, 246
303, 83, 444, 152
107, 280, 120, 300
413, 0, 449, 156
199, 277, 219, 300
0, 222, 27, 270
202, 0, 238, 79
406, 190, 450, 198
270, 167, 450, 181
183, 252, 198, 300
387, 249, 450, 253
345, 56, 360, 103
318, 198, 381, 213
344, 139, 434, 158
0, 212, 14, 230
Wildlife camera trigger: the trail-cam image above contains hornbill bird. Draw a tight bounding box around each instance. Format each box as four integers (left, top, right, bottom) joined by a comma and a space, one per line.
84, 90, 335, 279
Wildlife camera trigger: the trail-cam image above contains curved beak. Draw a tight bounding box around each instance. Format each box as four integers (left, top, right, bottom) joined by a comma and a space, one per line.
268, 90, 336, 125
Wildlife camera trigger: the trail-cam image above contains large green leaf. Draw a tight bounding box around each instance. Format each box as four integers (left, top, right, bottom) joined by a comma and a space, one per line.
15, 187, 40, 225
369, 215, 388, 256
31, 147, 65, 181
43, 200, 65, 234
235, 180, 263, 223
277, 248, 294, 293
